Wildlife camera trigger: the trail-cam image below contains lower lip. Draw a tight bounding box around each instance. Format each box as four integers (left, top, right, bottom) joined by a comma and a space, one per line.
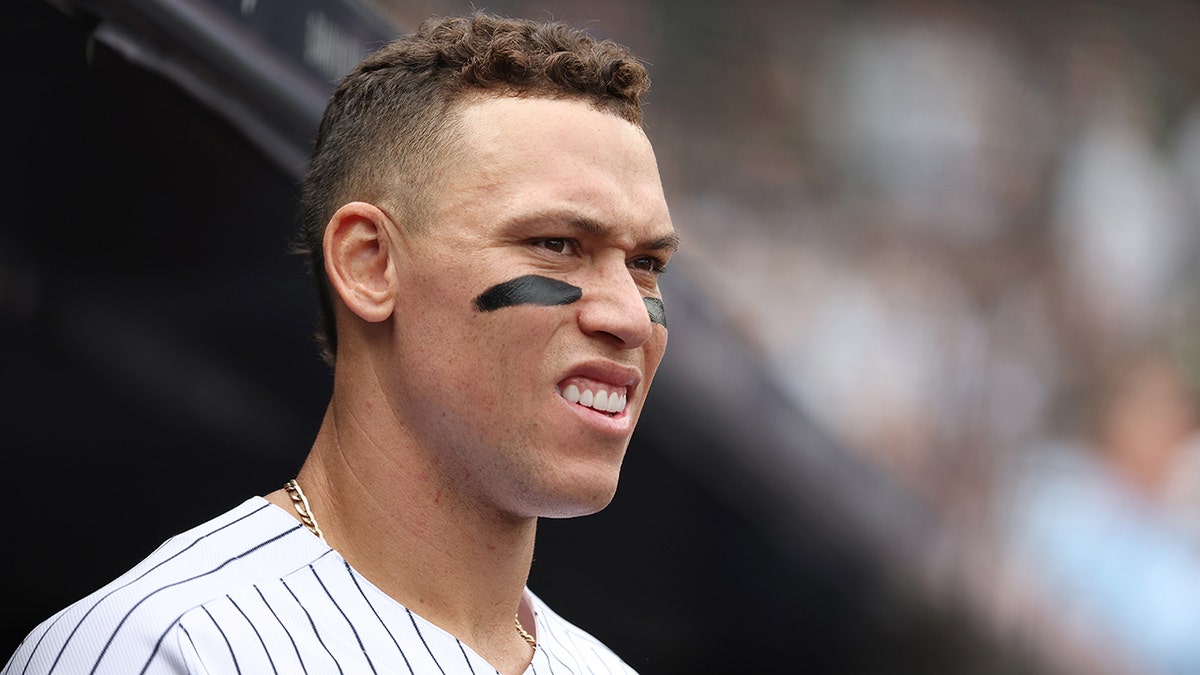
556, 393, 635, 435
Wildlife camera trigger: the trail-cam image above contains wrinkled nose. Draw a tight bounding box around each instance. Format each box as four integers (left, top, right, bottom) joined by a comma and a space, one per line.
576, 262, 656, 349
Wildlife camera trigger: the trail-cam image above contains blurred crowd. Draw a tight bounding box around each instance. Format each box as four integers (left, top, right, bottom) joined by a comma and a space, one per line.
661, 3, 1200, 673
370, 1, 1200, 672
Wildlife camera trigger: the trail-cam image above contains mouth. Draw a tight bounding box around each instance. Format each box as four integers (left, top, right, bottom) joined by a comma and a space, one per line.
556, 379, 629, 417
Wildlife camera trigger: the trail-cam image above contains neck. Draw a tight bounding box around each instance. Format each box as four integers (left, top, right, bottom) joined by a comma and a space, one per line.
268, 400, 538, 672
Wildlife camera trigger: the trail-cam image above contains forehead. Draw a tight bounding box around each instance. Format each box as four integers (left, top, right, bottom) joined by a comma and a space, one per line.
431, 96, 674, 244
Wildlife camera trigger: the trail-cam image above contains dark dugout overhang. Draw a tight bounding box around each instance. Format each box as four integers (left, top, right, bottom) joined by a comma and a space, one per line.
5, 1, 1073, 672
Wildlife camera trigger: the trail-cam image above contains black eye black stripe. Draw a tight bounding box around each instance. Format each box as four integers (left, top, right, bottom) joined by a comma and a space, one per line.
474, 275, 582, 311
643, 297, 667, 327
474, 274, 667, 328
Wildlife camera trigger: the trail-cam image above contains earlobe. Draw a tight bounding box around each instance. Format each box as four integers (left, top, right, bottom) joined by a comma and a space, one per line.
323, 202, 397, 323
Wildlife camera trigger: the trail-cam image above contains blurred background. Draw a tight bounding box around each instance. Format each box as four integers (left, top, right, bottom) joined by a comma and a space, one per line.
5, 0, 1200, 673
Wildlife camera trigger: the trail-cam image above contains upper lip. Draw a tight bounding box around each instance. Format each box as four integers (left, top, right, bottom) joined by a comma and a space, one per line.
560, 359, 642, 394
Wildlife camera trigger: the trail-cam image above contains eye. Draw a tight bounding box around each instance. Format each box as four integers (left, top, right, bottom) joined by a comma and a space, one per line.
629, 255, 669, 275
533, 238, 576, 255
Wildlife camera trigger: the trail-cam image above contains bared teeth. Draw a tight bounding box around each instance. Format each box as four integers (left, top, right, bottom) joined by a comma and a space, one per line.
605, 393, 623, 413
561, 384, 627, 414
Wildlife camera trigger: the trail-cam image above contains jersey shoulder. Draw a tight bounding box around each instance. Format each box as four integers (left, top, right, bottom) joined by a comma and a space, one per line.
4, 498, 328, 675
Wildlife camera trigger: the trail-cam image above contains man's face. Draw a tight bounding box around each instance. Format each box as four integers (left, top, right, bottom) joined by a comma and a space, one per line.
383, 96, 676, 518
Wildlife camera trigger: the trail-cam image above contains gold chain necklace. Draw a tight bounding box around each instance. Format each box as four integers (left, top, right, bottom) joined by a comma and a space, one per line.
513, 616, 537, 649
283, 479, 537, 650
284, 479, 326, 542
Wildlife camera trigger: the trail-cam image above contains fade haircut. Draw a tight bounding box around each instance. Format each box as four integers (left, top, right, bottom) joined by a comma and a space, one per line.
297, 11, 651, 366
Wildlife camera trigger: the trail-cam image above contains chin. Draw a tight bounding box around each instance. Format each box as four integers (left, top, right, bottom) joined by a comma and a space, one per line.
533, 478, 621, 519
516, 442, 627, 517
538, 500, 615, 520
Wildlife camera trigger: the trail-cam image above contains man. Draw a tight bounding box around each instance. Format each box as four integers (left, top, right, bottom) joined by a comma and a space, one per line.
5, 11, 675, 675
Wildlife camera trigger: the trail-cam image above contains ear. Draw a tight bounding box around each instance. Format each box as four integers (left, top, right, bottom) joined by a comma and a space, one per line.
323, 202, 397, 323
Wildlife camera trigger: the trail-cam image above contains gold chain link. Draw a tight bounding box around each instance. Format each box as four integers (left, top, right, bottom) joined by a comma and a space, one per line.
284, 479, 326, 542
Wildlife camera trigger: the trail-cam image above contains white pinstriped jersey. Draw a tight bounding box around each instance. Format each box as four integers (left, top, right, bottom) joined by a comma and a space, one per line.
4, 498, 638, 675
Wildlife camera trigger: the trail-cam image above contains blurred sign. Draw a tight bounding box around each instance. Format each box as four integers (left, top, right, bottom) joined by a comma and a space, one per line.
195, 0, 396, 85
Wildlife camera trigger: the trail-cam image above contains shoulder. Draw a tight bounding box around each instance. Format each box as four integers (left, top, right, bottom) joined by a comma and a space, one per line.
170, 554, 506, 675
5, 498, 328, 675
527, 591, 640, 675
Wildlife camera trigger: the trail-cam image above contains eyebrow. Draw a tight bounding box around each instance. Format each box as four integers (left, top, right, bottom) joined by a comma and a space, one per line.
560, 214, 681, 253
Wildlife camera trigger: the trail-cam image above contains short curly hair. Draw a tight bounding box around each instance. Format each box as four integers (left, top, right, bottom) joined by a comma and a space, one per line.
297, 11, 651, 366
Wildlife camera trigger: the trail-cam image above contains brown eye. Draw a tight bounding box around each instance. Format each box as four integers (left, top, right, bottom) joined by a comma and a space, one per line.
630, 255, 667, 274
536, 238, 570, 254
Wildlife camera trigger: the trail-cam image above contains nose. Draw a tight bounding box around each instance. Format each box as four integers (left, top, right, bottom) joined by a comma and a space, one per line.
576, 259, 655, 349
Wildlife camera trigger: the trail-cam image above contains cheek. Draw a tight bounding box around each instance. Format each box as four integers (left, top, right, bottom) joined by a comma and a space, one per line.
481, 306, 570, 362
646, 329, 668, 373
393, 276, 487, 376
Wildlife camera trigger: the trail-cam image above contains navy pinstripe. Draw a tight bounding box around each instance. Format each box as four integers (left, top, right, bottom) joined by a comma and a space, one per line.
116, 528, 300, 674
199, 607, 239, 675
283, 577, 344, 674
456, 640, 478, 675
344, 563, 416, 675
227, 596, 275, 675
405, 607, 447, 675
254, 585, 307, 674
40, 503, 275, 675
310, 565, 376, 675
4, 498, 638, 674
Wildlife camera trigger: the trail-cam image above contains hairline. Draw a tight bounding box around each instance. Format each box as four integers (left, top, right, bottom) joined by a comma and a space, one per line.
371, 91, 649, 233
